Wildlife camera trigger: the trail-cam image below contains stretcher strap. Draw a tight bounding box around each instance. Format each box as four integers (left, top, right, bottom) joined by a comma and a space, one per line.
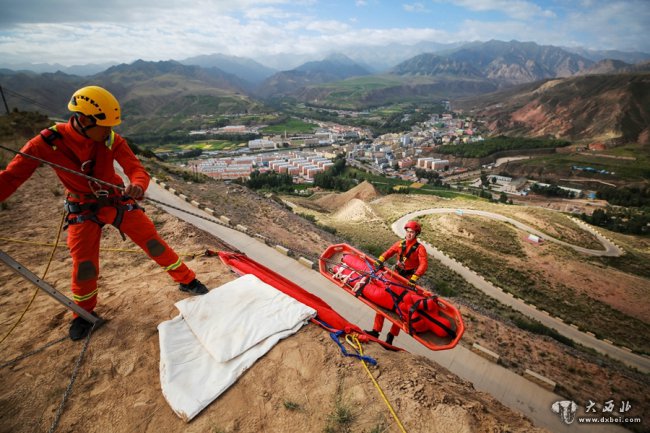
408, 298, 456, 338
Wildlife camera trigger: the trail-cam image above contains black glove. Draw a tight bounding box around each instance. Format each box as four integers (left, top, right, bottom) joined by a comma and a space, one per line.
408, 274, 419, 288
374, 259, 384, 270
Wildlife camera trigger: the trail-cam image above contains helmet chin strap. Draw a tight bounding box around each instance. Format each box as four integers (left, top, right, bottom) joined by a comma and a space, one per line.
73, 112, 97, 138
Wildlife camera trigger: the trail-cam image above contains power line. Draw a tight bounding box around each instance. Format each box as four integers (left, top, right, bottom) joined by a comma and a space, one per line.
0, 85, 62, 115
0, 86, 10, 114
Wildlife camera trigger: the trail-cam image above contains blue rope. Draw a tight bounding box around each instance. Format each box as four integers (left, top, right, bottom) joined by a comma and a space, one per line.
312, 317, 337, 332
329, 330, 377, 366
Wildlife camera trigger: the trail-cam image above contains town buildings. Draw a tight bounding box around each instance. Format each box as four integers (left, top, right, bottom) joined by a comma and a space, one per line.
182, 109, 496, 187
189, 151, 335, 182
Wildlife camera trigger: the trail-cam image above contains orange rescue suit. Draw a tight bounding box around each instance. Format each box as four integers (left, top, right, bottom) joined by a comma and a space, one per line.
373, 238, 428, 338
0, 119, 195, 315
379, 238, 428, 278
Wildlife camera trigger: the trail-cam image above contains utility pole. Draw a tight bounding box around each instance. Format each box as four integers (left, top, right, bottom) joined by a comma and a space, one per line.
0, 86, 10, 115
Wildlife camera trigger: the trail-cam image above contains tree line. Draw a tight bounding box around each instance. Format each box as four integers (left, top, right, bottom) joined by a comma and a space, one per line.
245, 170, 294, 192
580, 208, 649, 235
529, 183, 576, 198
596, 186, 650, 207
437, 136, 571, 158
313, 156, 357, 191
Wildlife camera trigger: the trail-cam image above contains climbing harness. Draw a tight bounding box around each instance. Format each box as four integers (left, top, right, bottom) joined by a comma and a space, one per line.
37, 126, 143, 238
395, 239, 420, 274
63, 196, 143, 241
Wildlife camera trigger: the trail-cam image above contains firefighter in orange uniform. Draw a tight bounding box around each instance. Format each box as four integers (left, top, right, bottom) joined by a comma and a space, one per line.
0, 86, 209, 341
367, 220, 428, 345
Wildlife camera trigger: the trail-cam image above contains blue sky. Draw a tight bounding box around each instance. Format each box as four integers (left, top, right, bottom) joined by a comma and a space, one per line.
0, 0, 648, 68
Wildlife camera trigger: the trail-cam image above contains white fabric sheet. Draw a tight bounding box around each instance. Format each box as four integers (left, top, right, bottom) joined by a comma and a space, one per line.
158, 274, 316, 421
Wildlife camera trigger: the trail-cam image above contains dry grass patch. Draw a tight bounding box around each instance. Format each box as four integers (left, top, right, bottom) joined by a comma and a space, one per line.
369, 194, 447, 222
418, 211, 650, 353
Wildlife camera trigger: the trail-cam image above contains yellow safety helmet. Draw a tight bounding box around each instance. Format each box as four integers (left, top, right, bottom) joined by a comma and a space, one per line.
68, 86, 121, 127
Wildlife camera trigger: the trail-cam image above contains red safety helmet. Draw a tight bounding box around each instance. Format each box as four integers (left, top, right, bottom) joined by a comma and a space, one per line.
404, 220, 421, 235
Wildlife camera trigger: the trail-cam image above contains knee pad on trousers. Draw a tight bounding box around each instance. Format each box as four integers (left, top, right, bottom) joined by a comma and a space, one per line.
146, 239, 166, 257
76, 261, 97, 281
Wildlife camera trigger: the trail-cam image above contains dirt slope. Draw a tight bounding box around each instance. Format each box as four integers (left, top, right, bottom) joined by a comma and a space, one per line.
314, 180, 381, 212
0, 169, 545, 433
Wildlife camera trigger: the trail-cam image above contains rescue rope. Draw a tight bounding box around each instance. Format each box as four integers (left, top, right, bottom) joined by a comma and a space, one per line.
0, 143, 125, 191
0, 143, 240, 251
0, 336, 67, 369
0, 210, 66, 345
144, 196, 241, 254
329, 329, 377, 365
0, 236, 203, 258
345, 334, 408, 433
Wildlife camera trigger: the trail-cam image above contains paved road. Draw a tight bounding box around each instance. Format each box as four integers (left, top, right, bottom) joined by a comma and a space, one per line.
144, 183, 631, 432
495, 156, 531, 167
398, 208, 622, 256
393, 209, 648, 374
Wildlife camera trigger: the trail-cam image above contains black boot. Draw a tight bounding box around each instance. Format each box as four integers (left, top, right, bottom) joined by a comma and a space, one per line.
179, 279, 209, 295
69, 312, 100, 341
385, 333, 395, 345
365, 329, 380, 338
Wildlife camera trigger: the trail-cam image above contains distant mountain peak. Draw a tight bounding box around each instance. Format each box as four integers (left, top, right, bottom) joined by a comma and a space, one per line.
391, 40, 593, 85
180, 53, 277, 85
294, 55, 370, 75
323, 52, 357, 64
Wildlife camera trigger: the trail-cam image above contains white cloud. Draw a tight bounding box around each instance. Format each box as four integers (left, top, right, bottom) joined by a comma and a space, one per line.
403, 2, 430, 13
564, 1, 650, 51
0, 0, 648, 67
304, 19, 353, 34
244, 7, 298, 20
448, 0, 556, 20
455, 19, 532, 43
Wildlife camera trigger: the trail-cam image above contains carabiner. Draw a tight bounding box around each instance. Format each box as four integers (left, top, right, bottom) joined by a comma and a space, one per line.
80, 160, 95, 174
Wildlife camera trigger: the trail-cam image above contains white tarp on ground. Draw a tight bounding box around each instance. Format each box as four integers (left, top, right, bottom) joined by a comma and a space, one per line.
158, 273, 317, 422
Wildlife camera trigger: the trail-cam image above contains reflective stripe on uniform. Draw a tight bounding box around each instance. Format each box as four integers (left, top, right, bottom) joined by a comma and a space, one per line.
163, 258, 183, 272
73, 288, 98, 303
105, 130, 115, 150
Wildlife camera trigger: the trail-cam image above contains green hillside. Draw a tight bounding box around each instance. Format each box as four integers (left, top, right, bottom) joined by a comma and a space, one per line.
295, 75, 496, 109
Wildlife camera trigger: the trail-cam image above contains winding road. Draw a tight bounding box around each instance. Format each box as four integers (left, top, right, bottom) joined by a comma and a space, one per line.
393, 209, 648, 373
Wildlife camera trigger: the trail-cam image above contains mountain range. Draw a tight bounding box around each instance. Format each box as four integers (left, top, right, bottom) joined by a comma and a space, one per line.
454, 73, 650, 145
3, 39, 648, 77
1, 40, 649, 143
